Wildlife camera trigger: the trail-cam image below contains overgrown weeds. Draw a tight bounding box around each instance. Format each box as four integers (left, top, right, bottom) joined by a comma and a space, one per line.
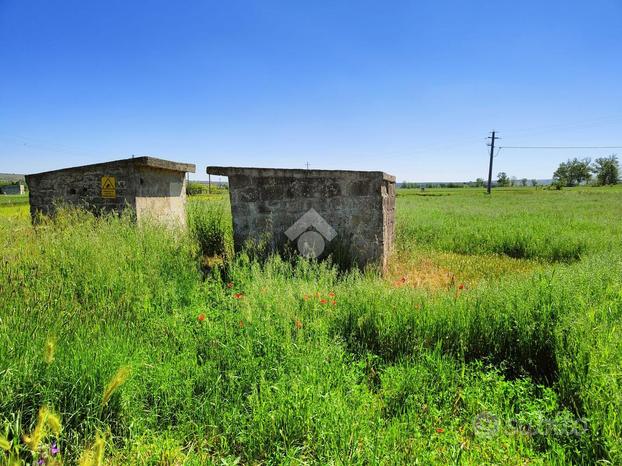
1, 187, 621, 464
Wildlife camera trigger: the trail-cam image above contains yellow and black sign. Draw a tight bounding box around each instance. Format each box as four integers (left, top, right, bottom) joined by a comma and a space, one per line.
101, 176, 116, 198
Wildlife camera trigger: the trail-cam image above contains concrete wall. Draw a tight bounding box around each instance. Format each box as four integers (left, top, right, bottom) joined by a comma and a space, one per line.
26, 159, 189, 226
134, 166, 188, 228
208, 167, 396, 270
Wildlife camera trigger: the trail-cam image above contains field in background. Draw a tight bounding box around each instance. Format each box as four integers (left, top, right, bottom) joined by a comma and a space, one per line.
1, 186, 621, 464
0, 194, 29, 221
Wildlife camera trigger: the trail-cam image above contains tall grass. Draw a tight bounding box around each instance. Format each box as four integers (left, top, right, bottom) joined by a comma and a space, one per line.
187, 198, 233, 260
396, 187, 622, 262
0, 187, 621, 463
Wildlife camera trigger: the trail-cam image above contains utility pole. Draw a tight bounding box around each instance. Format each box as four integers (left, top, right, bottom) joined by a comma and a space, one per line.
486, 131, 499, 194
305, 162, 310, 170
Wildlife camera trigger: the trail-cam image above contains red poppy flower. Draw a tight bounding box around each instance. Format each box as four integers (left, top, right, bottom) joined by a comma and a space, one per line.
331, 300, 336, 306
458, 284, 465, 290
320, 299, 328, 304
435, 428, 445, 434
303, 295, 309, 301
295, 319, 303, 330
226, 282, 234, 288
233, 293, 243, 299
328, 292, 335, 298
197, 313, 206, 322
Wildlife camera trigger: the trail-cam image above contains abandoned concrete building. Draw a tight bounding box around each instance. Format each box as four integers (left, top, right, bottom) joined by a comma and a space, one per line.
26, 157, 195, 225
206, 166, 396, 269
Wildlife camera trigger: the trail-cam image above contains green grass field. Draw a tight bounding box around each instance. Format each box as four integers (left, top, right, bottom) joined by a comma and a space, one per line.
1, 187, 621, 464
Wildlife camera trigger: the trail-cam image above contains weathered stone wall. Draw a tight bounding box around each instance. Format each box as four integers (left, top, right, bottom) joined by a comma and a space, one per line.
207, 167, 396, 270
26, 158, 191, 226
26, 160, 137, 218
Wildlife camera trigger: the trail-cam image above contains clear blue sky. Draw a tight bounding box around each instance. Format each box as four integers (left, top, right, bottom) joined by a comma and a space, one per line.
1, 0, 621, 182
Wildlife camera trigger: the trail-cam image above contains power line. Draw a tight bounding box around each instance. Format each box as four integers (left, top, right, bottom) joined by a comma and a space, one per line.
500, 114, 622, 138
499, 146, 622, 149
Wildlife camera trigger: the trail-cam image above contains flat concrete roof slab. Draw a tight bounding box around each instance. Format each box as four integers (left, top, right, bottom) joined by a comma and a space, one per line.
206, 166, 395, 183
28, 156, 196, 177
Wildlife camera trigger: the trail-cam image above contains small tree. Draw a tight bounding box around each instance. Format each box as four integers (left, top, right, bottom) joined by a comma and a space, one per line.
520, 178, 528, 187
497, 172, 510, 187
591, 155, 619, 185
474, 178, 485, 187
531, 179, 538, 187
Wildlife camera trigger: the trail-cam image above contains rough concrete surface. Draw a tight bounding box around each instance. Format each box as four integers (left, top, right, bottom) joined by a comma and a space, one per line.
207, 166, 396, 270
25, 157, 195, 226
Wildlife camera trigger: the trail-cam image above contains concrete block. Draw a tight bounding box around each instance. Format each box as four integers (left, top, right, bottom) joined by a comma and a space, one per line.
25, 156, 195, 227
206, 166, 396, 270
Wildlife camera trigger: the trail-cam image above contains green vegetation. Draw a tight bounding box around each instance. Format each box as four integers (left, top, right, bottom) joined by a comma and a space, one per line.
1, 186, 621, 464
592, 155, 620, 186
553, 158, 593, 187
553, 155, 620, 187
0, 194, 29, 222
0, 194, 28, 206
186, 181, 228, 196
0, 174, 25, 184
187, 197, 233, 260
496, 172, 510, 187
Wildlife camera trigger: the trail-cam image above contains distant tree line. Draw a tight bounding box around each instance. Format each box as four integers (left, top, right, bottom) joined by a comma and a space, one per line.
494, 173, 539, 187
494, 155, 619, 189
186, 181, 228, 195
400, 181, 469, 189
552, 155, 619, 187
400, 155, 619, 190
400, 177, 541, 189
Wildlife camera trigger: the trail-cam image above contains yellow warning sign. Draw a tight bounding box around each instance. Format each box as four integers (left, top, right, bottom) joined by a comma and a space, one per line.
101, 176, 116, 198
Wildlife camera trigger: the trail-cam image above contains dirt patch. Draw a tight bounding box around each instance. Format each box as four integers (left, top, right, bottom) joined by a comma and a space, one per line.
387, 253, 457, 291
387, 249, 542, 291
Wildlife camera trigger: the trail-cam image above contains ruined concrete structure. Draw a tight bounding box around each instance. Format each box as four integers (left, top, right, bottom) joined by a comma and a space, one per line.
26, 157, 195, 226
207, 166, 396, 269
